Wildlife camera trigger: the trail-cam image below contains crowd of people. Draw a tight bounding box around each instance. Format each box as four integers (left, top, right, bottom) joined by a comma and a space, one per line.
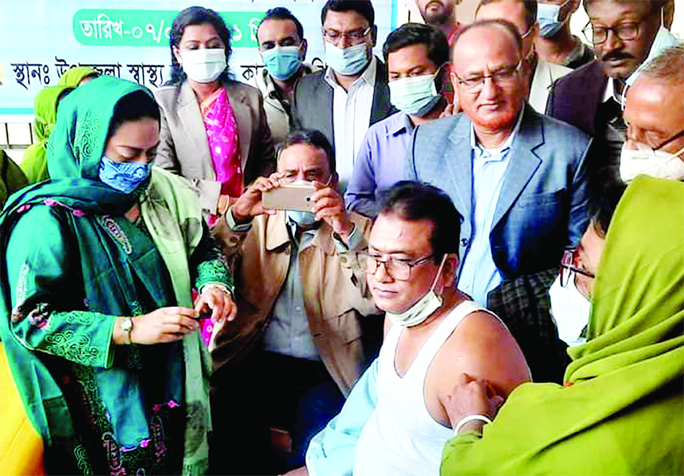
0, 0, 682, 475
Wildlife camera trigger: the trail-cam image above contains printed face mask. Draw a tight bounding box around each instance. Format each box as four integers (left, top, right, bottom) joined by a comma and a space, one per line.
262, 45, 303, 81
619, 142, 684, 182
180, 48, 227, 83
99, 156, 151, 194
324, 42, 369, 76
389, 71, 442, 117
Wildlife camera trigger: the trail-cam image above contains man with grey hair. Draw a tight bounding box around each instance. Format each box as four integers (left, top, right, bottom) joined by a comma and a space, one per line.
620, 45, 684, 182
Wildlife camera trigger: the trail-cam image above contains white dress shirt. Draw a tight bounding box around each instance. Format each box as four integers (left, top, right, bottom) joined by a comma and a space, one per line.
325, 56, 377, 191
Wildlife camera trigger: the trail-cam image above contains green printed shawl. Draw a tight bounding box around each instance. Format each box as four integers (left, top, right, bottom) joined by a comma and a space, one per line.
0, 76, 212, 475
442, 176, 684, 476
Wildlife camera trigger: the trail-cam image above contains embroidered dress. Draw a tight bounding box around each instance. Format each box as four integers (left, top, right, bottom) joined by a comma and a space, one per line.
0, 76, 233, 475
202, 88, 242, 226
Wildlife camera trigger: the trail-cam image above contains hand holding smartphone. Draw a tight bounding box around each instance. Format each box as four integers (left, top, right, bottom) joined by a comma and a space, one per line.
262, 182, 316, 212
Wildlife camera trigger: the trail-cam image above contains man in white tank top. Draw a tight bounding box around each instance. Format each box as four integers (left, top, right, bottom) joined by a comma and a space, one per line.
289, 182, 531, 476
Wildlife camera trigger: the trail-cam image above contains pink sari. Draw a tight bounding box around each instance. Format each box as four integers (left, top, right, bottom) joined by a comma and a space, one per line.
199, 88, 242, 345
201, 87, 243, 227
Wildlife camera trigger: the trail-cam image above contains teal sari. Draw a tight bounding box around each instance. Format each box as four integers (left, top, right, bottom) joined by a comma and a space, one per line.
0, 76, 231, 475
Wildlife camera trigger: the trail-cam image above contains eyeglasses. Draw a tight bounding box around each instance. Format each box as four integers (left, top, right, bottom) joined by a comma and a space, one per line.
453, 61, 522, 92
559, 249, 595, 287
358, 252, 435, 281
626, 126, 684, 155
323, 26, 371, 45
582, 21, 642, 44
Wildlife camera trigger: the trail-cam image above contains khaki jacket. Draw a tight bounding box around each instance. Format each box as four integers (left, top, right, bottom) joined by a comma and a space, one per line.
154, 80, 276, 214
211, 211, 378, 395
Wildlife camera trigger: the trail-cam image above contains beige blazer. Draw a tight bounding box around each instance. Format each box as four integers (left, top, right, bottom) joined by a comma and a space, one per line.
210, 210, 379, 395
154, 80, 276, 214
529, 59, 572, 114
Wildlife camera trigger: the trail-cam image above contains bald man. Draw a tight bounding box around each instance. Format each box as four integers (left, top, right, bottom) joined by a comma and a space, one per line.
621, 45, 684, 182
406, 19, 591, 307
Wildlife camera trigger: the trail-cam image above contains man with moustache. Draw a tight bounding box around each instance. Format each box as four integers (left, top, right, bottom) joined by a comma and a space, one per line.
415, 0, 464, 46
546, 0, 675, 187
405, 19, 591, 307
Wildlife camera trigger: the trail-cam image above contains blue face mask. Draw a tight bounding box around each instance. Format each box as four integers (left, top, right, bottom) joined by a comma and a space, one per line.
388, 71, 442, 117
262, 45, 303, 81
286, 209, 317, 226
99, 156, 151, 194
537, 1, 569, 39
324, 42, 369, 76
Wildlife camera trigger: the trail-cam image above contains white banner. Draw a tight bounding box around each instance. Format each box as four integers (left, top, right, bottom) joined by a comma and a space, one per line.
0, 0, 400, 118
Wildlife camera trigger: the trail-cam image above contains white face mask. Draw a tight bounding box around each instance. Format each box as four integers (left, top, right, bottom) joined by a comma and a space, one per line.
386, 255, 447, 328
625, 26, 680, 89
548, 274, 590, 346
619, 142, 684, 182
180, 48, 227, 83
388, 71, 442, 117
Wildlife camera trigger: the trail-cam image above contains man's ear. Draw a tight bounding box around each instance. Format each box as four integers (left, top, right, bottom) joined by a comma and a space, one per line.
570, 0, 581, 14
370, 25, 378, 48
443, 253, 459, 287
300, 39, 309, 60
331, 172, 339, 188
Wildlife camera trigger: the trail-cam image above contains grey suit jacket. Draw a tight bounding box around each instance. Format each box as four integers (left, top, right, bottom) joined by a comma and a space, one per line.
154, 80, 276, 214
292, 57, 394, 155
406, 105, 591, 279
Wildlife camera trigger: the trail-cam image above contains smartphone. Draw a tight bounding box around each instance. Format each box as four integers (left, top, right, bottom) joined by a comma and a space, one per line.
262, 182, 316, 212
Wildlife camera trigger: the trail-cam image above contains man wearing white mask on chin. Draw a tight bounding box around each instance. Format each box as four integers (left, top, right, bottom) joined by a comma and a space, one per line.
256, 8, 321, 145
345, 23, 450, 218
293, 0, 393, 192
620, 45, 684, 182
297, 181, 530, 476
535, 0, 595, 69
209, 130, 380, 475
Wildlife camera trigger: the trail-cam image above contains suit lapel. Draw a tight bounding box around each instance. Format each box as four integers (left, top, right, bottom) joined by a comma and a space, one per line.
492, 106, 542, 227
445, 115, 473, 219
178, 81, 214, 179
226, 84, 251, 173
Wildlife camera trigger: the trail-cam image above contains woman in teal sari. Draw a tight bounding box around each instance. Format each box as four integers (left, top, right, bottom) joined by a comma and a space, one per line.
0, 75, 236, 475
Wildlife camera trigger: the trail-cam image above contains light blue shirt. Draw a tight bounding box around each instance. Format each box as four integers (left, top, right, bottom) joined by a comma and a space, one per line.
457, 114, 522, 305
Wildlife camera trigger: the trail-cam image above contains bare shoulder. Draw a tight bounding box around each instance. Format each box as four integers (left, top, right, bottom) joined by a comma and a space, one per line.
438, 308, 531, 395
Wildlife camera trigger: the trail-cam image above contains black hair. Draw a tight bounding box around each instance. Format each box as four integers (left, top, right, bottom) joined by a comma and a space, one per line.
454, 19, 524, 57
106, 90, 160, 142
259, 7, 304, 42
277, 129, 336, 174
588, 181, 627, 238
382, 23, 449, 68
377, 181, 462, 261
167, 6, 232, 85
321, 0, 375, 26
476, 0, 538, 31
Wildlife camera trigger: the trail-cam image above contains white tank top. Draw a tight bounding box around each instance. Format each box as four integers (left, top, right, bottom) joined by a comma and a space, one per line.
353, 300, 485, 476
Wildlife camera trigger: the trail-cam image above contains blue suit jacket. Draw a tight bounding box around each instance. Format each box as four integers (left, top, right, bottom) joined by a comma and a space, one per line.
406, 105, 591, 279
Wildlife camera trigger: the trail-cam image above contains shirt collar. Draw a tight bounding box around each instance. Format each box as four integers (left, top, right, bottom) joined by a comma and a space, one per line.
603, 77, 619, 103
389, 112, 415, 137
469, 108, 525, 156
324, 55, 377, 89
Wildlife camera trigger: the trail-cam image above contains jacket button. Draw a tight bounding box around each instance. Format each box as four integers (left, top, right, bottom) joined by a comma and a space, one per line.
461, 238, 468, 247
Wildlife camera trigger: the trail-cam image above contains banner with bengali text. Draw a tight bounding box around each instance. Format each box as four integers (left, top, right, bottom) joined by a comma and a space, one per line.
0, 0, 399, 119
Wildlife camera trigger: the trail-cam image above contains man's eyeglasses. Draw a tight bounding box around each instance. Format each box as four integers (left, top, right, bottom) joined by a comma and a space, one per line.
358, 252, 435, 281
582, 21, 641, 45
323, 26, 371, 44
453, 61, 522, 93
559, 249, 595, 287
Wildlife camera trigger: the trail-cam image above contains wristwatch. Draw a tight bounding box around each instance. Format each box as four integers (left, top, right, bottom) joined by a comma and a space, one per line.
120, 317, 134, 344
